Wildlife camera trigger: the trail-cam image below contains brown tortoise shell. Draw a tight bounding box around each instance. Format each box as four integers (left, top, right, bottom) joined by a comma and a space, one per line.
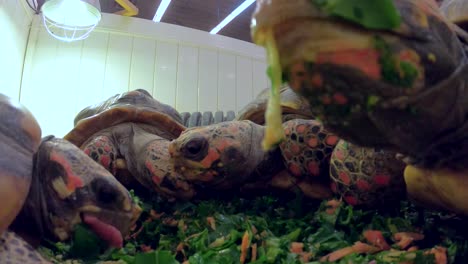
64, 89, 186, 147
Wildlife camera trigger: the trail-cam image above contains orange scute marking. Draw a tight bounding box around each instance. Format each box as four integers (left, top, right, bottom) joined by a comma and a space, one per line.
307, 137, 319, 148
289, 164, 302, 177
356, 179, 371, 191
50, 152, 84, 192
291, 144, 301, 155
316, 49, 381, 80
284, 127, 291, 136
325, 135, 339, 146
339, 171, 351, 185
330, 182, 338, 193
200, 148, 220, 168
296, 124, 306, 134
344, 195, 358, 206
334, 150, 344, 160
307, 161, 320, 176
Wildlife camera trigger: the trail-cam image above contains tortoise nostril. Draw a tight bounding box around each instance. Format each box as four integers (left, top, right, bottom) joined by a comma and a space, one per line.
182, 136, 208, 161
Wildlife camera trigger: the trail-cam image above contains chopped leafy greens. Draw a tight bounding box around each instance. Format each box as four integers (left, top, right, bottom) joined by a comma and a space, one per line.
40, 192, 468, 264
312, 0, 402, 30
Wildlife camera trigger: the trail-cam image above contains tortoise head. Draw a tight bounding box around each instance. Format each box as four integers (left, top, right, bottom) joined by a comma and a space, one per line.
0, 94, 41, 236
235, 85, 314, 124
252, 0, 466, 149
12, 136, 142, 249
168, 121, 267, 189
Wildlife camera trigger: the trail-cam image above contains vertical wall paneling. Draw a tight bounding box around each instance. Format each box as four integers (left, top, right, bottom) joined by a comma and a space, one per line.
75, 32, 110, 115
198, 48, 218, 112
217, 53, 236, 112
129, 37, 156, 92
52, 38, 83, 137
20, 28, 59, 137
153, 41, 178, 107
21, 13, 271, 136
252, 60, 269, 97
103, 34, 133, 97
0, 0, 33, 100
235, 56, 253, 111
176, 45, 199, 112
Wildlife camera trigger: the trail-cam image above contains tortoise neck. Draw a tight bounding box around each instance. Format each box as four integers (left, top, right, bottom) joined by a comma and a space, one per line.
10, 137, 53, 245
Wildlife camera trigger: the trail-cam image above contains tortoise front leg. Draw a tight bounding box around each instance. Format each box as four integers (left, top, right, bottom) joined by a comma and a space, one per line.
81, 133, 120, 174
0, 230, 51, 264
125, 126, 196, 200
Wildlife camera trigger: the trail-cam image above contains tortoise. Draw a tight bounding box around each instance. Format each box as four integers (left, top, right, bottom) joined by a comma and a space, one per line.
64, 89, 196, 200
0, 93, 142, 263
169, 86, 406, 207
251, 0, 468, 214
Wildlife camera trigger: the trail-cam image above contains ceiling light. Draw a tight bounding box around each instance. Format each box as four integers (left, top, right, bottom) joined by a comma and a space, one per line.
153, 0, 172, 22
41, 0, 101, 42
210, 0, 255, 34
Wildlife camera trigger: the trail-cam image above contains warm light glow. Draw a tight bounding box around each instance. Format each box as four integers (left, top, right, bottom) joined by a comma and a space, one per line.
153, 0, 172, 22
210, 0, 255, 34
41, 0, 101, 42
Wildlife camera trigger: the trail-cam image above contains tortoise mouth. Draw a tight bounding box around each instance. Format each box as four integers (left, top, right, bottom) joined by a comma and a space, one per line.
51, 204, 141, 249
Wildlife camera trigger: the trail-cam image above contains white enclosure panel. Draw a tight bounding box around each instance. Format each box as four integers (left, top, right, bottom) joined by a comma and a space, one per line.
103, 34, 133, 96
130, 37, 157, 92
198, 48, 218, 112
153, 41, 178, 107
20, 29, 59, 138
0, 0, 33, 100
176, 45, 199, 113
236, 56, 254, 111
21, 13, 270, 137
75, 32, 110, 115
252, 60, 269, 97
217, 53, 237, 112
52, 39, 83, 137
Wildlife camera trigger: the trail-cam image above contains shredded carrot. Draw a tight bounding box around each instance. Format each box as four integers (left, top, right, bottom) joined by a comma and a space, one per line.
320, 246, 355, 262
363, 230, 391, 250
325, 199, 342, 215
407, 246, 419, 252
393, 232, 425, 249
251, 243, 258, 262
320, 242, 381, 262
425, 246, 448, 264
290, 242, 304, 254
240, 231, 250, 264
300, 252, 312, 263
150, 209, 164, 219
206, 216, 216, 230
140, 244, 152, 252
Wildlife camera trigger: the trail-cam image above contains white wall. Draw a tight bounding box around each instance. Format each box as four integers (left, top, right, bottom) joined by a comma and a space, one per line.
0, 0, 34, 100
20, 13, 270, 138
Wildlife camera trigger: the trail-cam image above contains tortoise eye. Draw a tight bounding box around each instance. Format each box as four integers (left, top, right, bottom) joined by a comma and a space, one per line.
182, 136, 208, 161
92, 178, 118, 204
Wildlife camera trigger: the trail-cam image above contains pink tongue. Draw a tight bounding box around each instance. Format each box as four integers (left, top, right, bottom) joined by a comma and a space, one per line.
83, 214, 123, 249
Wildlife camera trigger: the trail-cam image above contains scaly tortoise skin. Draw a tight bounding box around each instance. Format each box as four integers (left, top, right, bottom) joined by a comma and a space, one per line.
64, 89, 196, 200
169, 120, 333, 199
236, 86, 406, 207
169, 86, 405, 206
330, 140, 406, 208
0, 93, 141, 263
251, 0, 468, 215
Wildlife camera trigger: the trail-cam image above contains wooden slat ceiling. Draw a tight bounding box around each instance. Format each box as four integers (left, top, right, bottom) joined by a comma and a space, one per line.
99, 0, 255, 43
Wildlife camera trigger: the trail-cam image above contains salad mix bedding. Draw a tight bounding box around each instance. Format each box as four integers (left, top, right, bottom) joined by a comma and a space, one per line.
39, 190, 468, 264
